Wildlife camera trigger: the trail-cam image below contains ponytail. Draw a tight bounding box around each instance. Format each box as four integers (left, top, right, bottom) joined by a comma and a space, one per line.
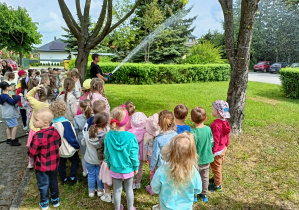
158, 110, 175, 133
89, 125, 98, 138
63, 78, 75, 102
79, 99, 92, 119
89, 112, 108, 137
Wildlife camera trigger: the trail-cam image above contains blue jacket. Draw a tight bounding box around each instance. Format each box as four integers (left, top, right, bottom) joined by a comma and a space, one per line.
0, 94, 20, 119
150, 131, 177, 171
104, 130, 139, 174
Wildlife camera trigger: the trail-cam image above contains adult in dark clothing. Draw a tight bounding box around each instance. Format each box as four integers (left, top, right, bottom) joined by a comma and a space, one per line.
90, 54, 111, 81
1, 60, 12, 76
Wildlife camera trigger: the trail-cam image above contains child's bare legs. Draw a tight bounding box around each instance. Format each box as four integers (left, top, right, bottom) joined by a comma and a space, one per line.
11, 126, 18, 139
6, 127, 11, 139
104, 183, 111, 194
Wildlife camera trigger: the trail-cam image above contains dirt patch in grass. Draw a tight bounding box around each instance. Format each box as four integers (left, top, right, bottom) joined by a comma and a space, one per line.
247, 96, 281, 106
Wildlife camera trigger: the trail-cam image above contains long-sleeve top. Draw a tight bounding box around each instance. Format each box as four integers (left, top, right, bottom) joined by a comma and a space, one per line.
87, 92, 110, 117
150, 131, 177, 171
210, 119, 231, 154
26, 87, 49, 132
0, 93, 20, 119
57, 92, 77, 124
28, 126, 61, 172
151, 165, 202, 210
128, 127, 146, 161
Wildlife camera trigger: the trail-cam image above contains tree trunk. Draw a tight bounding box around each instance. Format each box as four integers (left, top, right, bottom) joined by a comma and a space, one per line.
75, 43, 90, 82
219, 0, 259, 135
19, 52, 23, 67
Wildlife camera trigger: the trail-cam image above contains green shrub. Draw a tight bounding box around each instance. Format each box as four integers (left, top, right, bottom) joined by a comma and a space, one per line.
84, 63, 230, 85
280, 68, 299, 99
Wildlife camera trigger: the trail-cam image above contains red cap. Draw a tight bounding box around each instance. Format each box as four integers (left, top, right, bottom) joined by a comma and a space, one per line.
18, 70, 27, 77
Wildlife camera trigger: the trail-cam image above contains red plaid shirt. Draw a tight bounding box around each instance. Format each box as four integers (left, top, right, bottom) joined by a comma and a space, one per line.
28, 126, 61, 172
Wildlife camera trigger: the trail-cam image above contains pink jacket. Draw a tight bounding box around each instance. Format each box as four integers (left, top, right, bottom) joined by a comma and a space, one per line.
128, 127, 146, 161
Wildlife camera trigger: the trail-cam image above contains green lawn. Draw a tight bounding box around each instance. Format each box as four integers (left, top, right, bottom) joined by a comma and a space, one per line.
21, 81, 299, 210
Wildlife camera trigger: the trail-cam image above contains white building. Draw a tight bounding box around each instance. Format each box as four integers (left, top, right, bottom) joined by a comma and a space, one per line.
38, 38, 68, 65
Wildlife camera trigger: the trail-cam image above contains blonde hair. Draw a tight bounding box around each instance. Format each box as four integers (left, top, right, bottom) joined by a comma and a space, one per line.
89, 113, 109, 138
110, 106, 126, 130
93, 100, 106, 115
162, 132, 198, 188
79, 99, 92, 119
49, 100, 67, 118
124, 101, 135, 116
90, 78, 105, 98
63, 78, 75, 102
158, 110, 176, 133
35, 107, 54, 123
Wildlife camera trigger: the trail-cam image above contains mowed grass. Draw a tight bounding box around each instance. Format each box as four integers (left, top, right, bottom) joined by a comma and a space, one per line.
20, 81, 299, 210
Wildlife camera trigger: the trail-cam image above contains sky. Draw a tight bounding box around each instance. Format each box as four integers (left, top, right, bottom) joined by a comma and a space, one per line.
2, 0, 224, 47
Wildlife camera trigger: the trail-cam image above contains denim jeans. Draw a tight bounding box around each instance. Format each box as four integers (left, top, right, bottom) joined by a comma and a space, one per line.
86, 162, 103, 192
58, 151, 80, 181
35, 169, 59, 202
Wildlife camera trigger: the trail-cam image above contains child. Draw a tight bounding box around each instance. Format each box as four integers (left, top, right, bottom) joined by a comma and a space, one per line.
124, 101, 136, 131
77, 79, 91, 115
16, 78, 28, 131
104, 106, 139, 210
174, 104, 191, 134
191, 107, 214, 202
82, 113, 108, 198
28, 108, 61, 210
4, 72, 16, 98
209, 100, 231, 192
74, 99, 92, 177
16, 70, 27, 89
150, 110, 177, 174
57, 78, 77, 123
49, 100, 81, 185
49, 75, 59, 99
151, 132, 202, 210
40, 73, 50, 86
88, 78, 110, 117
26, 85, 53, 168
128, 112, 147, 190
70, 71, 81, 103
143, 113, 160, 195
0, 81, 23, 146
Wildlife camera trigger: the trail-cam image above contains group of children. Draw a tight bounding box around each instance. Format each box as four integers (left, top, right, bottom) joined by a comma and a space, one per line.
0, 68, 231, 210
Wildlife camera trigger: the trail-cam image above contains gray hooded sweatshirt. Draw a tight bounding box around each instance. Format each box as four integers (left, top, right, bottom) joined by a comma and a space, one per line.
81, 131, 106, 165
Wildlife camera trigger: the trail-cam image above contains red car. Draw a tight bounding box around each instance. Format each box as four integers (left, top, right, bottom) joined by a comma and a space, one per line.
4, 59, 19, 71
253, 61, 271, 73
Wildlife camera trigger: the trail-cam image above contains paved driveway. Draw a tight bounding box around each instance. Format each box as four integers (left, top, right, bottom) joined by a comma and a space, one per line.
248, 71, 281, 85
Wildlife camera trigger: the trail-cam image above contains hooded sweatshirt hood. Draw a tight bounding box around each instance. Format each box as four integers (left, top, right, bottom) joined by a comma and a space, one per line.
108, 130, 135, 151
211, 119, 231, 154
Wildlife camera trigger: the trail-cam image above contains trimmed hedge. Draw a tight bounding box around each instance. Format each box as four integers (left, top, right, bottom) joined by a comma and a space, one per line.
86, 63, 230, 85
280, 68, 299, 99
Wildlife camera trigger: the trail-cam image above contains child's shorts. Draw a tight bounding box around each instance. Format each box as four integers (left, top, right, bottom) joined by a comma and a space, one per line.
4, 118, 18, 128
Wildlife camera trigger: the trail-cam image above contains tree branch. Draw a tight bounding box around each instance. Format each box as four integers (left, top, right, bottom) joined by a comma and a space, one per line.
76, 0, 83, 23
58, 0, 81, 39
82, 0, 91, 36
91, 0, 108, 39
108, 0, 143, 33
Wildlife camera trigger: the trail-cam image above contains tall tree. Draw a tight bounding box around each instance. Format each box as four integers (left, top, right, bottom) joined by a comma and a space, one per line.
0, 3, 42, 66
219, 0, 260, 134
58, 0, 142, 81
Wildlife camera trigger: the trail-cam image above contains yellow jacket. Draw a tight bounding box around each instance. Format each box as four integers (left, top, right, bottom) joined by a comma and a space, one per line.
26, 87, 50, 132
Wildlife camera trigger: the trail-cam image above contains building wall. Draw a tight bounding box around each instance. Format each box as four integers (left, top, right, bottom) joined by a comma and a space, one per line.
39, 51, 69, 64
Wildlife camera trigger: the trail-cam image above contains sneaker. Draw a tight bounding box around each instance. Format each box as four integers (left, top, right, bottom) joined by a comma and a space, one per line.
68, 177, 81, 185
89, 192, 95, 198
209, 177, 214, 184
100, 193, 111, 203
194, 195, 197, 202
51, 198, 60, 207
10, 139, 21, 146
135, 183, 141, 189
40, 200, 49, 210
119, 204, 124, 210
208, 183, 222, 192
63, 177, 68, 185
152, 204, 160, 210
132, 183, 136, 189
23, 126, 28, 131
97, 190, 104, 197
26, 131, 29, 135
146, 185, 155, 195
6, 139, 11, 144
199, 194, 208, 202
27, 163, 34, 169
83, 171, 88, 177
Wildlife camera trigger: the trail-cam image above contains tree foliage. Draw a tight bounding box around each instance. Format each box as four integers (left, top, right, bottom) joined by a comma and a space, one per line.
182, 40, 224, 64
0, 3, 42, 65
